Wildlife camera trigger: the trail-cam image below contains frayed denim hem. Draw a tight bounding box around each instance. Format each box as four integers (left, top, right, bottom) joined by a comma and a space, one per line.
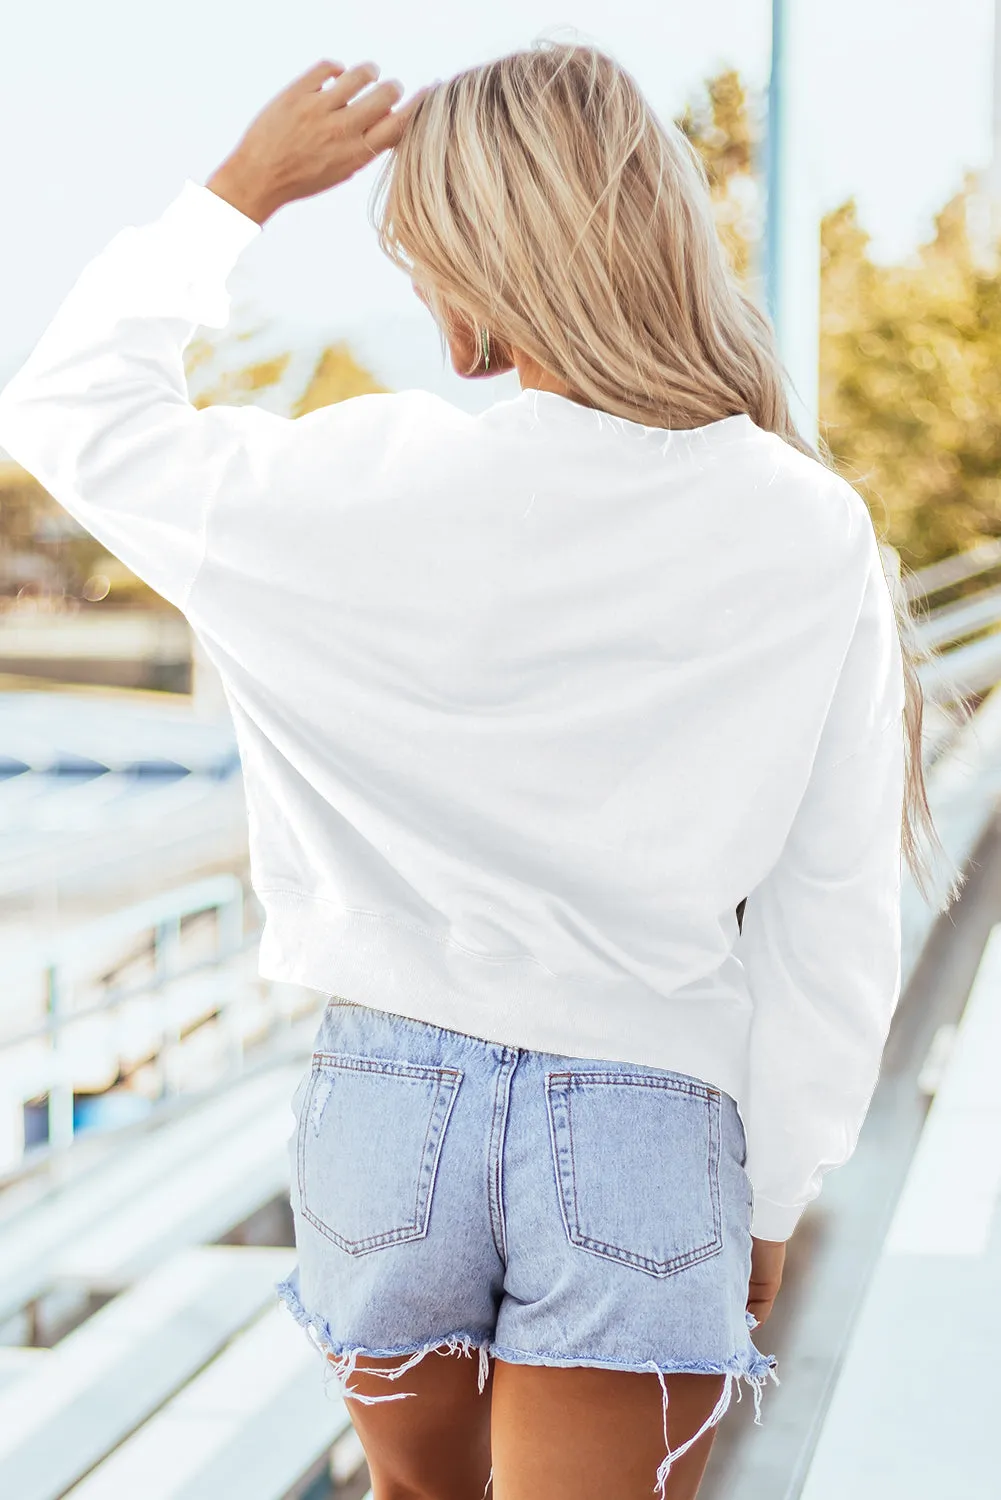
276, 1276, 778, 1500
275, 1274, 494, 1405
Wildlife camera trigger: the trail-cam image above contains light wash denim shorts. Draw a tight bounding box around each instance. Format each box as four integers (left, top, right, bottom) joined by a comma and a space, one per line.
276, 996, 779, 1497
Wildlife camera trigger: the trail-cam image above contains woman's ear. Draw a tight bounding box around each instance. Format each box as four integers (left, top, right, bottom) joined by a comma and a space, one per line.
466, 326, 516, 379
445, 316, 516, 381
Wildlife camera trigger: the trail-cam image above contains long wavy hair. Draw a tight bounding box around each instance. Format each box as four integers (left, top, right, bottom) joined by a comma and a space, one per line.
371, 38, 966, 912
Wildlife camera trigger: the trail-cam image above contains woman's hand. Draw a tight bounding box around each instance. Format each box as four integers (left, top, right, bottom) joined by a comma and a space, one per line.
206, 58, 430, 226
747, 1236, 786, 1327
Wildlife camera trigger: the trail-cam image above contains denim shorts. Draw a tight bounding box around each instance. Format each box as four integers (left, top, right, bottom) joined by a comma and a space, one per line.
276, 996, 779, 1498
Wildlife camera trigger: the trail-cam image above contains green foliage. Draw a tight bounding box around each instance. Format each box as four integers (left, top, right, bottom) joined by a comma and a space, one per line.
677, 70, 761, 281
680, 75, 1001, 573
820, 179, 1001, 567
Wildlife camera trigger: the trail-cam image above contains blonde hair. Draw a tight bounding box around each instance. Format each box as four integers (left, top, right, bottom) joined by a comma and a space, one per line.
372, 39, 964, 912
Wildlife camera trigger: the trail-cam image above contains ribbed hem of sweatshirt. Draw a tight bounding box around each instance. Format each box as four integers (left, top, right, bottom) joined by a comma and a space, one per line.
256, 885, 750, 1106
749, 1196, 810, 1242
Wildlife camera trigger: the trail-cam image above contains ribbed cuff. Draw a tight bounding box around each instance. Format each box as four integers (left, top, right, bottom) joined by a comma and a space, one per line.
750, 1194, 809, 1242
114, 178, 264, 331
161, 177, 263, 263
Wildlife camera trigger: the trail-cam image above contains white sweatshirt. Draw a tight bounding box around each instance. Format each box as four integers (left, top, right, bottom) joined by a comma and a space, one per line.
0, 179, 906, 1242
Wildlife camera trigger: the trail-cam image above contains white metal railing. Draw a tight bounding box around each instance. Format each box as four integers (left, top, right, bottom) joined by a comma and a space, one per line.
904, 536, 1001, 602
0, 875, 249, 1153
921, 582, 1001, 651
907, 542, 1001, 709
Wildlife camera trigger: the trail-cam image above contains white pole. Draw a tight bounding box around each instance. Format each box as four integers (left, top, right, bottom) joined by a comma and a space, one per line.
988, 0, 1001, 198
964, 2, 1001, 267
765, 0, 821, 449
970, 0, 1001, 266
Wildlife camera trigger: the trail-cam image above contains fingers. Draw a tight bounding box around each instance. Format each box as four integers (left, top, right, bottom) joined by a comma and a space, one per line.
747, 1297, 775, 1327
295, 59, 346, 91
293, 56, 431, 171
361, 85, 433, 157
347, 78, 405, 132
321, 60, 382, 108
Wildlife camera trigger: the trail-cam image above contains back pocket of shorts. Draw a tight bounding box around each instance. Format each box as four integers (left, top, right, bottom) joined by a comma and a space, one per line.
298, 1051, 462, 1254
545, 1070, 723, 1278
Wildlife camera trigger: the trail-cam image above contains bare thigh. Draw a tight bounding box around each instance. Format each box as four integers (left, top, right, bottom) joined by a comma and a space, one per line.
491, 1359, 725, 1500
340, 1345, 493, 1500
339, 1347, 725, 1500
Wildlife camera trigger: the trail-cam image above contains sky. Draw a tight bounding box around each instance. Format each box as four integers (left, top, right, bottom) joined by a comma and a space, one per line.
0, 0, 997, 410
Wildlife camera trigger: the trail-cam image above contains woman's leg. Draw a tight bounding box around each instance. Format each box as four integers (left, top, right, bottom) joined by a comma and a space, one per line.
339, 1345, 494, 1500
490, 1359, 726, 1500
340, 1348, 724, 1500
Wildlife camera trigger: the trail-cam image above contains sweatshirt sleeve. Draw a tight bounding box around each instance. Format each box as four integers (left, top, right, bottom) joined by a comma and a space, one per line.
735, 521, 907, 1242
0, 179, 290, 613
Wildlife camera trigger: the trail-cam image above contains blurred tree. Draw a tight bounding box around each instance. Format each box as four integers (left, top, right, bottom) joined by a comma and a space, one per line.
291, 342, 387, 415
680, 77, 1001, 575
185, 331, 386, 414
0, 462, 104, 605
191, 348, 293, 409
677, 69, 763, 282
820, 176, 1001, 569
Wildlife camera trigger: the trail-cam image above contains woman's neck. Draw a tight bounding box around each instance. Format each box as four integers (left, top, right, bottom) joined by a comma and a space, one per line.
511, 349, 575, 400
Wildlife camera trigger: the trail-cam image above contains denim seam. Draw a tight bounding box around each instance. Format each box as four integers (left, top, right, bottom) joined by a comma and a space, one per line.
296, 1069, 318, 1242
487, 1049, 518, 1266
546, 1075, 724, 1277
414, 1080, 440, 1232
708, 1088, 723, 1247
548, 1070, 720, 1102
296, 1058, 463, 1254
312, 1052, 462, 1084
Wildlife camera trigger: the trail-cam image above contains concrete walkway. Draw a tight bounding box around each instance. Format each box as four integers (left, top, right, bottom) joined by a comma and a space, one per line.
799, 920, 1001, 1499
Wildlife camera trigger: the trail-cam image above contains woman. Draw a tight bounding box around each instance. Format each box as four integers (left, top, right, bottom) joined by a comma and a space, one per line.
0, 41, 955, 1500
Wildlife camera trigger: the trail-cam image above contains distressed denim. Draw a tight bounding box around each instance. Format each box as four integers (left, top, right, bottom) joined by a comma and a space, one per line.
276, 996, 779, 1498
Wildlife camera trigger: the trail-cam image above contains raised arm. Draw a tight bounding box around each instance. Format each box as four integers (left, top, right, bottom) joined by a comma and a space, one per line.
0, 180, 273, 611
0, 59, 427, 612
